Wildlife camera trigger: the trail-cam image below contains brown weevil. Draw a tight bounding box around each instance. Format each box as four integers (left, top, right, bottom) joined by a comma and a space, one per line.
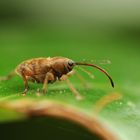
0, 57, 114, 100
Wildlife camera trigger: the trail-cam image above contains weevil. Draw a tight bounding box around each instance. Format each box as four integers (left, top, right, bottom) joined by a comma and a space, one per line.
0, 57, 114, 100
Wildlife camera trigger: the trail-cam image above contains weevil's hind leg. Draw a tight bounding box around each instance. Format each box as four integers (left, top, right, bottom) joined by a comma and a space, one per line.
21, 72, 29, 95
0, 71, 16, 81
66, 79, 83, 100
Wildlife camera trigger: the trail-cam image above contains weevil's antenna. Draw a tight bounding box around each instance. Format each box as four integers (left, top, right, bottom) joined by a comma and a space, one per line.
75, 62, 114, 88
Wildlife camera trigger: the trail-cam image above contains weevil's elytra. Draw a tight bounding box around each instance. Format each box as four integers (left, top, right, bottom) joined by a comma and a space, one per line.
1, 56, 114, 100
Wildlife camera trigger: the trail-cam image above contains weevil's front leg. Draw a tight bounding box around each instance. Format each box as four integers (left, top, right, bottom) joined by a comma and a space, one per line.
60, 71, 83, 100
60, 70, 89, 89
60, 70, 75, 81
66, 79, 83, 100
42, 72, 55, 94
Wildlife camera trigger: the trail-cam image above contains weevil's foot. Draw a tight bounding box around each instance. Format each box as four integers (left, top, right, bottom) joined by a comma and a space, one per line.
22, 88, 28, 96
76, 95, 84, 101
22, 93, 26, 96
36, 88, 42, 96
37, 88, 47, 95
36, 88, 41, 96
22, 92, 27, 96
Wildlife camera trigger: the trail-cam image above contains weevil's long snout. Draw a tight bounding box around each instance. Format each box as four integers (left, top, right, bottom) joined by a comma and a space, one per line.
75, 62, 114, 88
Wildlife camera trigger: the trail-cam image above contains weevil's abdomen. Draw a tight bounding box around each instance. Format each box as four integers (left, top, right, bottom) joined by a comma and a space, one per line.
15, 57, 52, 83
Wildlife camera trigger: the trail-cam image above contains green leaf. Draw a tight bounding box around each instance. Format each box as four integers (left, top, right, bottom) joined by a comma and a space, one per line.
0, 25, 140, 140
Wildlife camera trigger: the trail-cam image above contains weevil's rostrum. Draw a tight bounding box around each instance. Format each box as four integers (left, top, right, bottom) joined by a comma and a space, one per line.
1, 57, 114, 100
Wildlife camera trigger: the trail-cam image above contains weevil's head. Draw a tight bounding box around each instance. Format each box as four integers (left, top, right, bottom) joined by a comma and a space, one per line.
51, 57, 75, 78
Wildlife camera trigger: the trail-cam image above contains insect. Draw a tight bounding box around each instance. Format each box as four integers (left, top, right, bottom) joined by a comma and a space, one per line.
0, 57, 114, 100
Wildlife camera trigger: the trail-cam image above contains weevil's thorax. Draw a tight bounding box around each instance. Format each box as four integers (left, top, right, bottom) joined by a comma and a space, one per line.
51, 57, 75, 79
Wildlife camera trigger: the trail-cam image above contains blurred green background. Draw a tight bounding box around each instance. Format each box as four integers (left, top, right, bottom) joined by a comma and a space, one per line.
0, 0, 140, 84
0, 0, 140, 140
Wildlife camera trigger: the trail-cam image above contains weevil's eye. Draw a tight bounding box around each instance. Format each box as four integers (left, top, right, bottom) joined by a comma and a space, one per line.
68, 61, 74, 67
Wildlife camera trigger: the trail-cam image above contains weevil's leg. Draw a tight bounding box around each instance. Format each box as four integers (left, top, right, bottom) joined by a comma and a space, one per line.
71, 70, 89, 88
21, 72, 29, 95
60, 70, 89, 89
27, 77, 36, 83
0, 71, 16, 81
42, 72, 55, 94
67, 70, 75, 76
75, 70, 90, 89
66, 79, 83, 100
60, 70, 75, 81
42, 75, 49, 94
77, 67, 95, 79
60, 71, 83, 100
